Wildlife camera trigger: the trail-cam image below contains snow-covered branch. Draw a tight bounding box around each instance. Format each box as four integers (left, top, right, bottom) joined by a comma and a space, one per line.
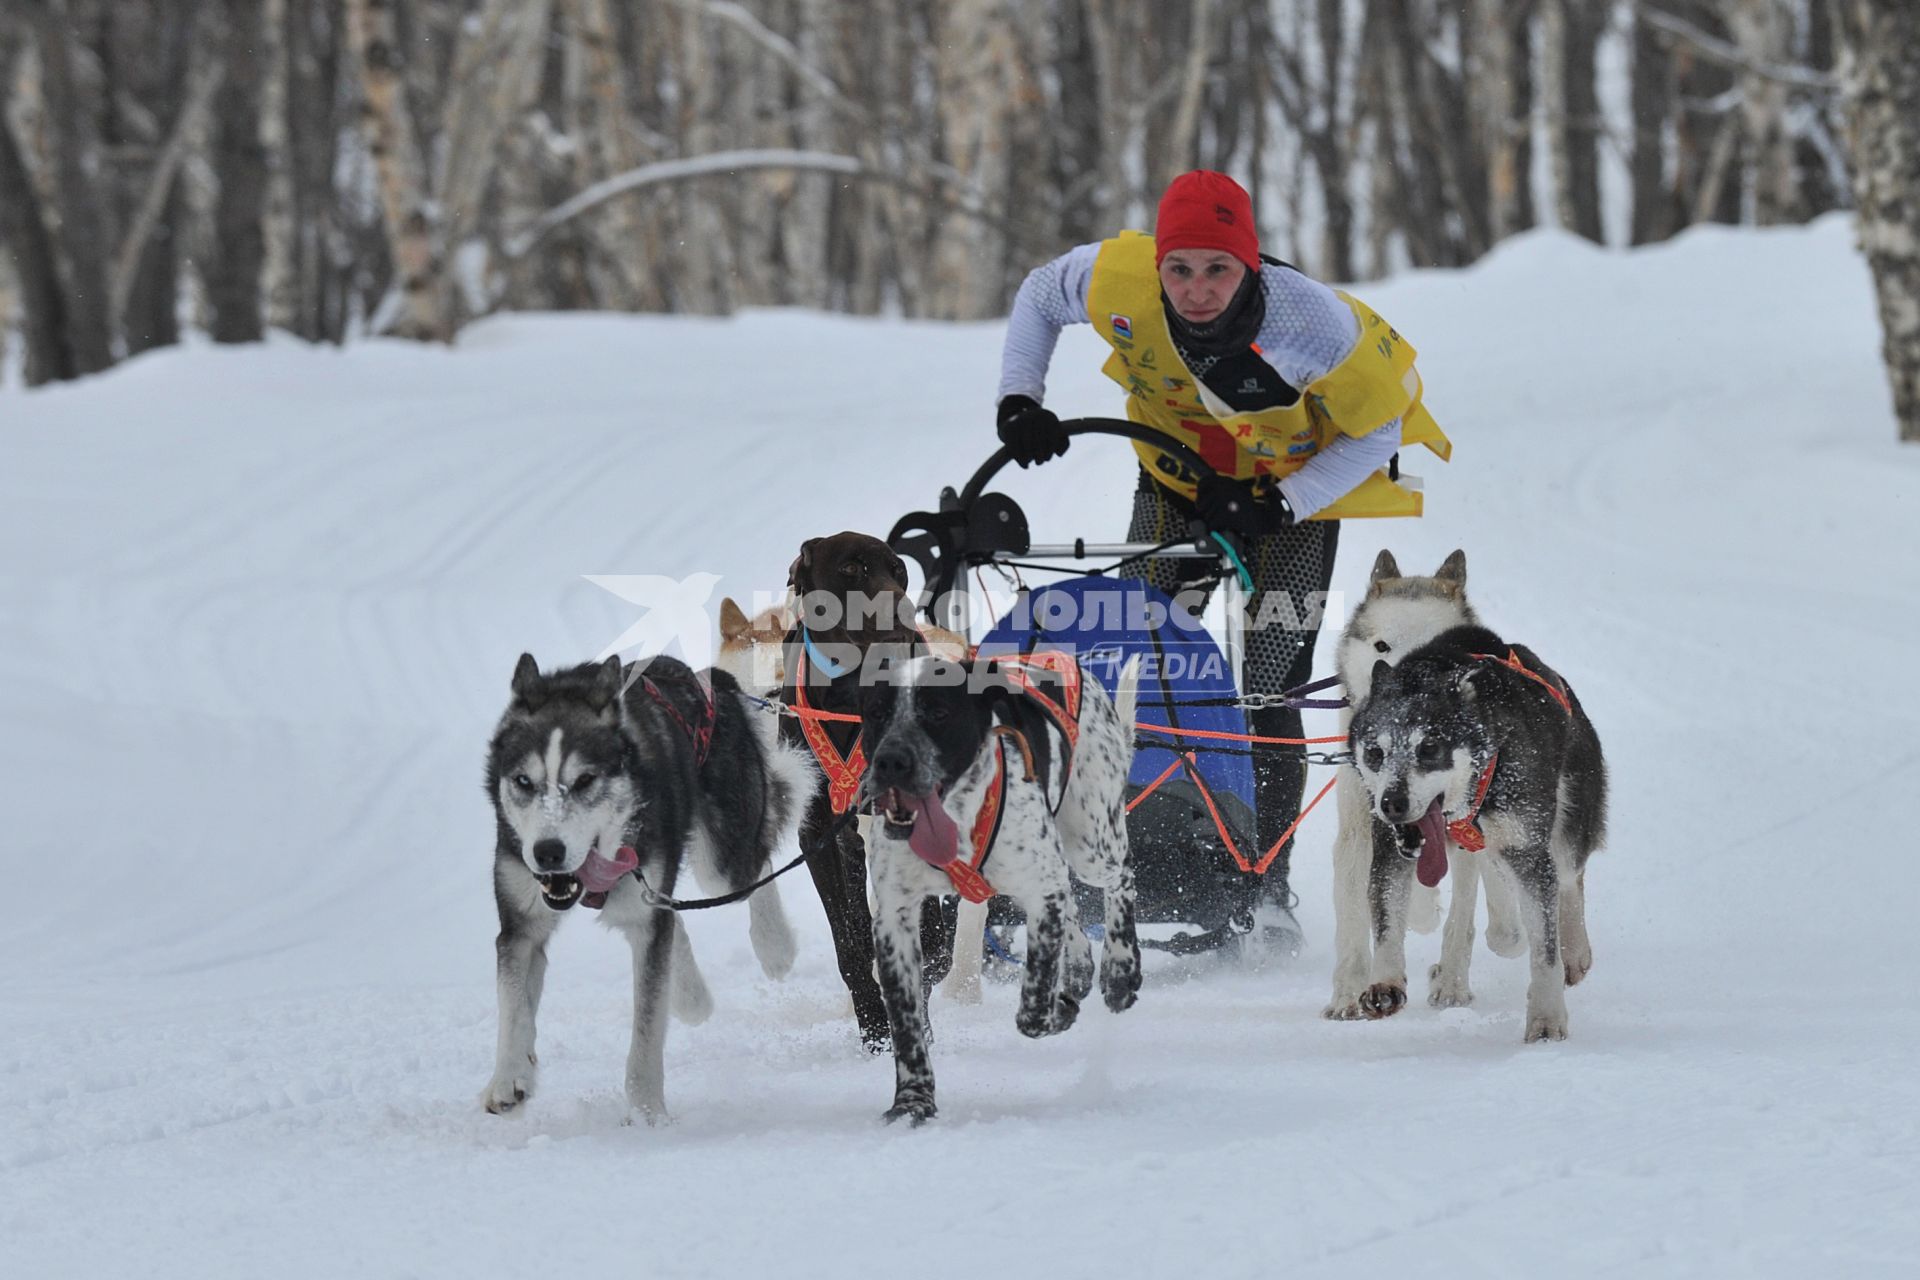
503, 149, 863, 260
1634, 2, 1839, 93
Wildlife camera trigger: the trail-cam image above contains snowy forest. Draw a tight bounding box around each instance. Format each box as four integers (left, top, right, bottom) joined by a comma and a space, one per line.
1, 0, 1916, 438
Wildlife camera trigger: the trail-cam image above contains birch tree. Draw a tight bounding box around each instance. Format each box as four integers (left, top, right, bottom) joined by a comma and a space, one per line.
1837, 0, 1920, 442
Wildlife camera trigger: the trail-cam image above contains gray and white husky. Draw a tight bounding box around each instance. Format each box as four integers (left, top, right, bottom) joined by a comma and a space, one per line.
1348, 623, 1607, 1042
482, 653, 813, 1120
1325, 550, 1528, 1020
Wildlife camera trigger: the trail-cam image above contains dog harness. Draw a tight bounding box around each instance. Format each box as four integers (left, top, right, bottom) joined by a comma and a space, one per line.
1448, 650, 1575, 853
572, 669, 716, 910
1470, 647, 1573, 717
943, 651, 1085, 904
637, 670, 716, 766
791, 649, 868, 815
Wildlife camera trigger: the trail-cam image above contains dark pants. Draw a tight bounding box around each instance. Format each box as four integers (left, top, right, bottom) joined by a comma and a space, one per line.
1117, 470, 1340, 898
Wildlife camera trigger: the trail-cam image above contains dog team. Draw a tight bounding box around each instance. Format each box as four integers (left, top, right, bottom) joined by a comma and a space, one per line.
483, 532, 1606, 1124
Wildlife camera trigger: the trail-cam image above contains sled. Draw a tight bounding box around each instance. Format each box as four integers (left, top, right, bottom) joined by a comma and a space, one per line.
888, 420, 1343, 954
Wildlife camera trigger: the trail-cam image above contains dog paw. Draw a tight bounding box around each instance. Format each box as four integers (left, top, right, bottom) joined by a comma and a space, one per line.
1360, 982, 1408, 1020
750, 920, 798, 982
480, 1066, 534, 1115
1524, 1008, 1569, 1043
1099, 956, 1142, 1014
939, 973, 984, 1006
622, 1103, 672, 1128
1064, 950, 1096, 1004
882, 1096, 937, 1127
1484, 922, 1526, 959
1427, 962, 1474, 1009
1563, 944, 1593, 987
1016, 991, 1079, 1039
1322, 993, 1368, 1020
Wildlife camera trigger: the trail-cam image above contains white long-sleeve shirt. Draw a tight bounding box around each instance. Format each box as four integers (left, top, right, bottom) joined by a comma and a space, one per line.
997, 242, 1402, 519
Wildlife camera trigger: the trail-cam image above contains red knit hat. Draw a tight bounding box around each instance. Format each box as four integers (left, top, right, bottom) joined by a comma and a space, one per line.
1154, 171, 1259, 271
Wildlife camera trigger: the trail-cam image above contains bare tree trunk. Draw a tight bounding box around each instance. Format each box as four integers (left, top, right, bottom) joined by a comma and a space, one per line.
210, 0, 266, 342
1542, 0, 1604, 242
344, 0, 445, 339
1629, 0, 1677, 243
1472, 0, 1533, 243
1723, 0, 1797, 224
1837, 0, 1920, 443
441, 0, 557, 320
559, 0, 662, 312
784, 0, 837, 308
288, 0, 348, 342
262, 0, 297, 332
33, 0, 116, 372
928, 0, 1016, 320
0, 83, 78, 384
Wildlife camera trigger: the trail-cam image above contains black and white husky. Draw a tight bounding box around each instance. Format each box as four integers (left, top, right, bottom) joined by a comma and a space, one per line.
855, 652, 1144, 1125
1348, 625, 1607, 1042
482, 654, 813, 1120
1326, 550, 1528, 1020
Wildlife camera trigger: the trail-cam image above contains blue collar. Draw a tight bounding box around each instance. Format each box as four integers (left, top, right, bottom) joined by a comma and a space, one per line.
803, 629, 853, 679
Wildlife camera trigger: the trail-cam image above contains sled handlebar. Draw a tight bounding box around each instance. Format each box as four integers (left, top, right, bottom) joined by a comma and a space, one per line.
958, 417, 1218, 508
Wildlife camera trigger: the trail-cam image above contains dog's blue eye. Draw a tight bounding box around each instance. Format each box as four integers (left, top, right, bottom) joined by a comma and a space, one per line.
513, 774, 535, 793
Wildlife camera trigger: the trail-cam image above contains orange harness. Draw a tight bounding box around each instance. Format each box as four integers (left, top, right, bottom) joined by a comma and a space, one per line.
1470, 648, 1573, 716
792, 650, 868, 815
1449, 649, 1574, 851
1447, 752, 1500, 852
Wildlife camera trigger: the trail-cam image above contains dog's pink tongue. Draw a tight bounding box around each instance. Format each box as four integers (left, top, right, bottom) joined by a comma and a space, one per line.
579, 844, 639, 893
904, 790, 961, 868
1415, 799, 1451, 888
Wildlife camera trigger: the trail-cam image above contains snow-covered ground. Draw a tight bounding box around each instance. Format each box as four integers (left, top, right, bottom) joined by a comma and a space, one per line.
5, 215, 1918, 1277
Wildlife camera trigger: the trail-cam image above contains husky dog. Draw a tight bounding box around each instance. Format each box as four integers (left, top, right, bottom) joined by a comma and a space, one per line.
1325, 550, 1527, 1021
482, 653, 812, 1120
1349, 626, 1607, 1042
857, 652, 1143, 1124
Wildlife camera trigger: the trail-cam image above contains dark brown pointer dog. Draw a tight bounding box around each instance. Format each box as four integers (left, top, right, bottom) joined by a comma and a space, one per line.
779, 530, 956, 1050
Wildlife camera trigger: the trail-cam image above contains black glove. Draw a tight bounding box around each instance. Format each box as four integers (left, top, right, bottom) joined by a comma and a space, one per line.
1194, 473, 1294, 537
996, 395, 1070, 469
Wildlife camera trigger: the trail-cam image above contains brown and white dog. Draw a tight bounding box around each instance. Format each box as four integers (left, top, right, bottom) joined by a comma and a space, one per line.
778, 530, 965, 1050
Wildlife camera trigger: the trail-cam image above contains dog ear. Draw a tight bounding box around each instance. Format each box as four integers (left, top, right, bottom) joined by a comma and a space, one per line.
512, 653, 543, 705
719, 596, 749, 640
1435, 549, 1467, 591
1368, 550, 1401, 595
786, 538, 819, 593
1456, 665, 1483, 700
588, 655, 625, 714
1370, 658, 1396, 693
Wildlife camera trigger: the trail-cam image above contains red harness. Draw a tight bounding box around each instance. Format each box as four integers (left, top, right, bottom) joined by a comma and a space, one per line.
943, 651, 1084, 903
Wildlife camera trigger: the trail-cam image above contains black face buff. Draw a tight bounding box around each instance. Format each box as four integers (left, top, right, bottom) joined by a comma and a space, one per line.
1163, 265, 1265, 357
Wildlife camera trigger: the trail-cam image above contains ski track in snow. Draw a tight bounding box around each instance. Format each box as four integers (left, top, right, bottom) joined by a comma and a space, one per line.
4, 218, 1920, 1277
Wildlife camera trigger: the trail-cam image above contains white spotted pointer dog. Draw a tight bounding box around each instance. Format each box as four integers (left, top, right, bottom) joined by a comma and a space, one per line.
855, 648, 1143, 1125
